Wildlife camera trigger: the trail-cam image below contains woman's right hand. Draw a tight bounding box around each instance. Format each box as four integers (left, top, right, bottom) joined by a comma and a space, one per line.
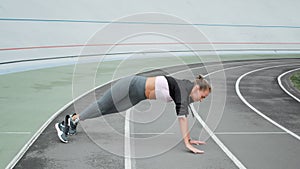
185, 143, 204, 154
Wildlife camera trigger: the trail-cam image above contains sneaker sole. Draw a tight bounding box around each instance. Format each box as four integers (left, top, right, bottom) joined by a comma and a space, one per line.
55, 123, 68, 143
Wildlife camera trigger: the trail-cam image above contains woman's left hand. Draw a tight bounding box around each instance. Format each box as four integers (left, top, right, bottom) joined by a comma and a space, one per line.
189, 139, 206, 145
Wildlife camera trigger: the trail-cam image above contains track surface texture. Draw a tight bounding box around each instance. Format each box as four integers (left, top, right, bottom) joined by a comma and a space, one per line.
14, 58, 300, 169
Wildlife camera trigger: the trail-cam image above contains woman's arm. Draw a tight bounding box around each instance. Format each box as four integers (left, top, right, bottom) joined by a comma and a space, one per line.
178, 116, 204, 154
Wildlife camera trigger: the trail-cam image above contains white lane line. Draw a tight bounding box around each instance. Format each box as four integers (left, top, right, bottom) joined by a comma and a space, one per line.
236, 64, 300, 141
0, 132, 31, 134
214, 132, 287, 135
277, 67, 300, 102
125, 109, 132, 169
190, 105, 247, 169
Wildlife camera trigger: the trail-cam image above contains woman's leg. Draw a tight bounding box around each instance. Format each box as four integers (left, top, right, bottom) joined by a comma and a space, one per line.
77, 75, 147, 121
56, 75, 147, 143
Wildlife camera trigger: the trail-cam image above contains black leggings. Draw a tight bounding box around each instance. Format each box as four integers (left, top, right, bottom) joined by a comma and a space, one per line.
79, 75, 147, 121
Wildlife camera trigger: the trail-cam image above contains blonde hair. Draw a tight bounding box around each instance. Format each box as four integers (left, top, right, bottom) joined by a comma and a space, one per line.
195, 74, 211, 92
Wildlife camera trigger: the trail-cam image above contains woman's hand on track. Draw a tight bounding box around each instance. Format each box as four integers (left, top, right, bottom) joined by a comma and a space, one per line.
185, 143, 204, 154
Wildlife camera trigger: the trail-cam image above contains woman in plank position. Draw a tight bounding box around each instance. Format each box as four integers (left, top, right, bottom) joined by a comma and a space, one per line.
55, 74, 211, 154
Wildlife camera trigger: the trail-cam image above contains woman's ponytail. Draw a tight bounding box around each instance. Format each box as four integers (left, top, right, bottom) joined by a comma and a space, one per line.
197, 74, 203, 80
195, 74, 211, 92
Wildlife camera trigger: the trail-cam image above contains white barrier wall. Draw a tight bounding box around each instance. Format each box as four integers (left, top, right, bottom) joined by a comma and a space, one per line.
0, 0, 300, 73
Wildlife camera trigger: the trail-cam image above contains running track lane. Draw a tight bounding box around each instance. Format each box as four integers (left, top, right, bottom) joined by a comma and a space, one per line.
11, 58, 300, 169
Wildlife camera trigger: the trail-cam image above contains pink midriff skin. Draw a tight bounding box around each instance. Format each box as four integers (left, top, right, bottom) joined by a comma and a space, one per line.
145, 77, 156, 99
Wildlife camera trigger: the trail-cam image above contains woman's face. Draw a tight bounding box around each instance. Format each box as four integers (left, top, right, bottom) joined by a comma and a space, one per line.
190, 85, 210, 102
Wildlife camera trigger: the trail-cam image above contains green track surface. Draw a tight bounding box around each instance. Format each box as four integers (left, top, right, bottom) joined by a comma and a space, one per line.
290, 71, 300, 91
1, 54, 300, 168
